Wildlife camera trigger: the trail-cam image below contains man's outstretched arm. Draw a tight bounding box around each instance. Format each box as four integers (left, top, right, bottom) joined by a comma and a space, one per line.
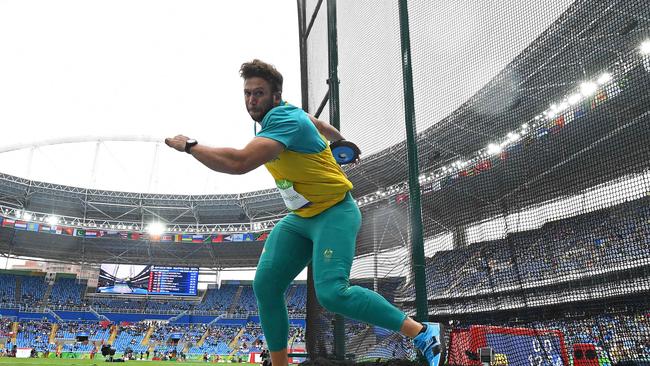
165, 135, 284, 175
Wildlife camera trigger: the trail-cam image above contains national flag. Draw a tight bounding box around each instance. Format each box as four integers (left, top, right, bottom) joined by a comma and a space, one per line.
432, 180, 442, 191
211, 234, 224, 243
53, 226, 63, 235
594, 89, 607, 107
14, 221, 27, 230
181, 234, 192, 242
535, 127, 549, 138
174, 234, 182, 243
39, 225, 51, 233
149, 234, 161, 242
74, 229, 86, 237
1, 218, 15, 228
103, 231, 121, 238
475, 160, 492, 172
161, 234, 173, 242
254, 233, 268, 242
85, 230, 99, 238
564, 110, 575, 125
574, 105, 587, 119
120, 232, 140, 240
396, 194, 409, 204
230, 233, 244, 242
549, 115, 565, 134
27, 223, 39, 232
192, 234, 204, 243
422, 183, 436, 193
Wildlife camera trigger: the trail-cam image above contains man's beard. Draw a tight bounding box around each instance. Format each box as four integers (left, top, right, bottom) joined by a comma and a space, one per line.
250, 102, 275, 122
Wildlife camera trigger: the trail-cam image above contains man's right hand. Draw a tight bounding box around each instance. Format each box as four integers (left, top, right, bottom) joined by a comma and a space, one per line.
164, 135, 190, 152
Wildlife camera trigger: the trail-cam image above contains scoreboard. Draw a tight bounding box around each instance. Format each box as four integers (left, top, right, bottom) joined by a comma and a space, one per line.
147, 266, 199, 296
96, 264, 199, 296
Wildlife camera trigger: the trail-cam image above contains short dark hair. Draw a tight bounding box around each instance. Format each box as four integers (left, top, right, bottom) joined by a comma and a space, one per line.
240, 59, 283, 94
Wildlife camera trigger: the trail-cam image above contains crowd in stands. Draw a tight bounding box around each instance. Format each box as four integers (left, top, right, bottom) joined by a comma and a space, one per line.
452, 308, 650, 364
420, 196, 650, 299
544, 312, 650, 363
15, 319, 53, 352
0, 317, 13, 338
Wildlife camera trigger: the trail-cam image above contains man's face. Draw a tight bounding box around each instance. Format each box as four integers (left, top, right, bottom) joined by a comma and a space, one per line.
244, 77, 280, 122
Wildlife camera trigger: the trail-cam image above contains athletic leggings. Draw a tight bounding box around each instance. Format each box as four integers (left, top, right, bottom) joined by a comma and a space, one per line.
253, 192, 407, 352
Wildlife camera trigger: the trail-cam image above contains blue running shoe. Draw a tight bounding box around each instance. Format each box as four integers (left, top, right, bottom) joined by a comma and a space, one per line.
413, 322, 445, 366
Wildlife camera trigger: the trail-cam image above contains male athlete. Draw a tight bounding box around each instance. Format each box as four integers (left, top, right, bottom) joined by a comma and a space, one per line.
165, 59, 444, 366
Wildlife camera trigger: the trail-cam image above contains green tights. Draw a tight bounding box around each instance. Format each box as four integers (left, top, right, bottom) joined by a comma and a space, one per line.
253, 192, 407, 351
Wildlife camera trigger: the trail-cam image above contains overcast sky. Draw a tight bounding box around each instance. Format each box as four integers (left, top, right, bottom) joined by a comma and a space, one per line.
0, 0, 300, 194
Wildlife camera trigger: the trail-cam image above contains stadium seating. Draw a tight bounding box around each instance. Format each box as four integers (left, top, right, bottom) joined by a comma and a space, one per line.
19, 275, 48, 304
0, 274, 16, 308
49, 278, 86, 308
422, 196, 650, 298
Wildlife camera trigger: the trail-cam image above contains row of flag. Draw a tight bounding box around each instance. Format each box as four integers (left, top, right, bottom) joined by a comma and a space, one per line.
430, 75, 626, 192
0, 216, 269, 243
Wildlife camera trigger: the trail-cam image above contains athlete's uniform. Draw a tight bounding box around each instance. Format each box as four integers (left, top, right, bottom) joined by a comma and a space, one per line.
252, 102, 407, 352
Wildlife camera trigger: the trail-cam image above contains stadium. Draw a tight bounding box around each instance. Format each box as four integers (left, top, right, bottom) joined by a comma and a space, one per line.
1, 0, 650, 365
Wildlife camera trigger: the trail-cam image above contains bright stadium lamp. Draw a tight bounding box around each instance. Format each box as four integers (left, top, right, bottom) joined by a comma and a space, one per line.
23, 212, 32, 221
487, 143, 502, 156
568, 93, 582, 105
640, 40, 650, 55
597, 72, 612, 85
47, 216, 59, 225
580, 82, 598, 97
147, 222, 166, 235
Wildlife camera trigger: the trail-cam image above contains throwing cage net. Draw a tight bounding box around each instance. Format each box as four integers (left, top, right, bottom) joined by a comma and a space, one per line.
298, 0, 650, 365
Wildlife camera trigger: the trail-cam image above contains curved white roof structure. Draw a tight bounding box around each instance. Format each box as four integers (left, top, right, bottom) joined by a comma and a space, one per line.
0, 0, 300, 195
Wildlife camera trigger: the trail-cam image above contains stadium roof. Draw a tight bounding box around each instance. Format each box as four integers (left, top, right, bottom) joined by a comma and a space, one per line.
0, 0, 649, 265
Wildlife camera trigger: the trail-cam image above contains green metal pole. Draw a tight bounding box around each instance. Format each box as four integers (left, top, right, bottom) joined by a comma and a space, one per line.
327, 0, 340, 131
327, 0, 344, 360
398, 0, 429, 323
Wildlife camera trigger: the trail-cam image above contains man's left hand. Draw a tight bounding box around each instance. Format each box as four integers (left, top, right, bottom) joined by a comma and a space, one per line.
165, 135, 190, 152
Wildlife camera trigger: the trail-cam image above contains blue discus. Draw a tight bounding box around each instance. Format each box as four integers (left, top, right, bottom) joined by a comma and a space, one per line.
330, 140, 361, 165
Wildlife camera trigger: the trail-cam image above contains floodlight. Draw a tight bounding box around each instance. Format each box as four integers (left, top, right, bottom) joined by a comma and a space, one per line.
147, 222, 166, 235
487, 143, 502, 155
580, 82, 598, 97
640, 40, 650, 55
597, 72, 612, 85
568, 93, 582, 105
47, 216, 60, 225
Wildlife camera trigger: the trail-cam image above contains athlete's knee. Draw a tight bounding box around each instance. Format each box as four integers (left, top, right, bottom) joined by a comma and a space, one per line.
253, 267, 280, 303
315, 281, 349, 313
